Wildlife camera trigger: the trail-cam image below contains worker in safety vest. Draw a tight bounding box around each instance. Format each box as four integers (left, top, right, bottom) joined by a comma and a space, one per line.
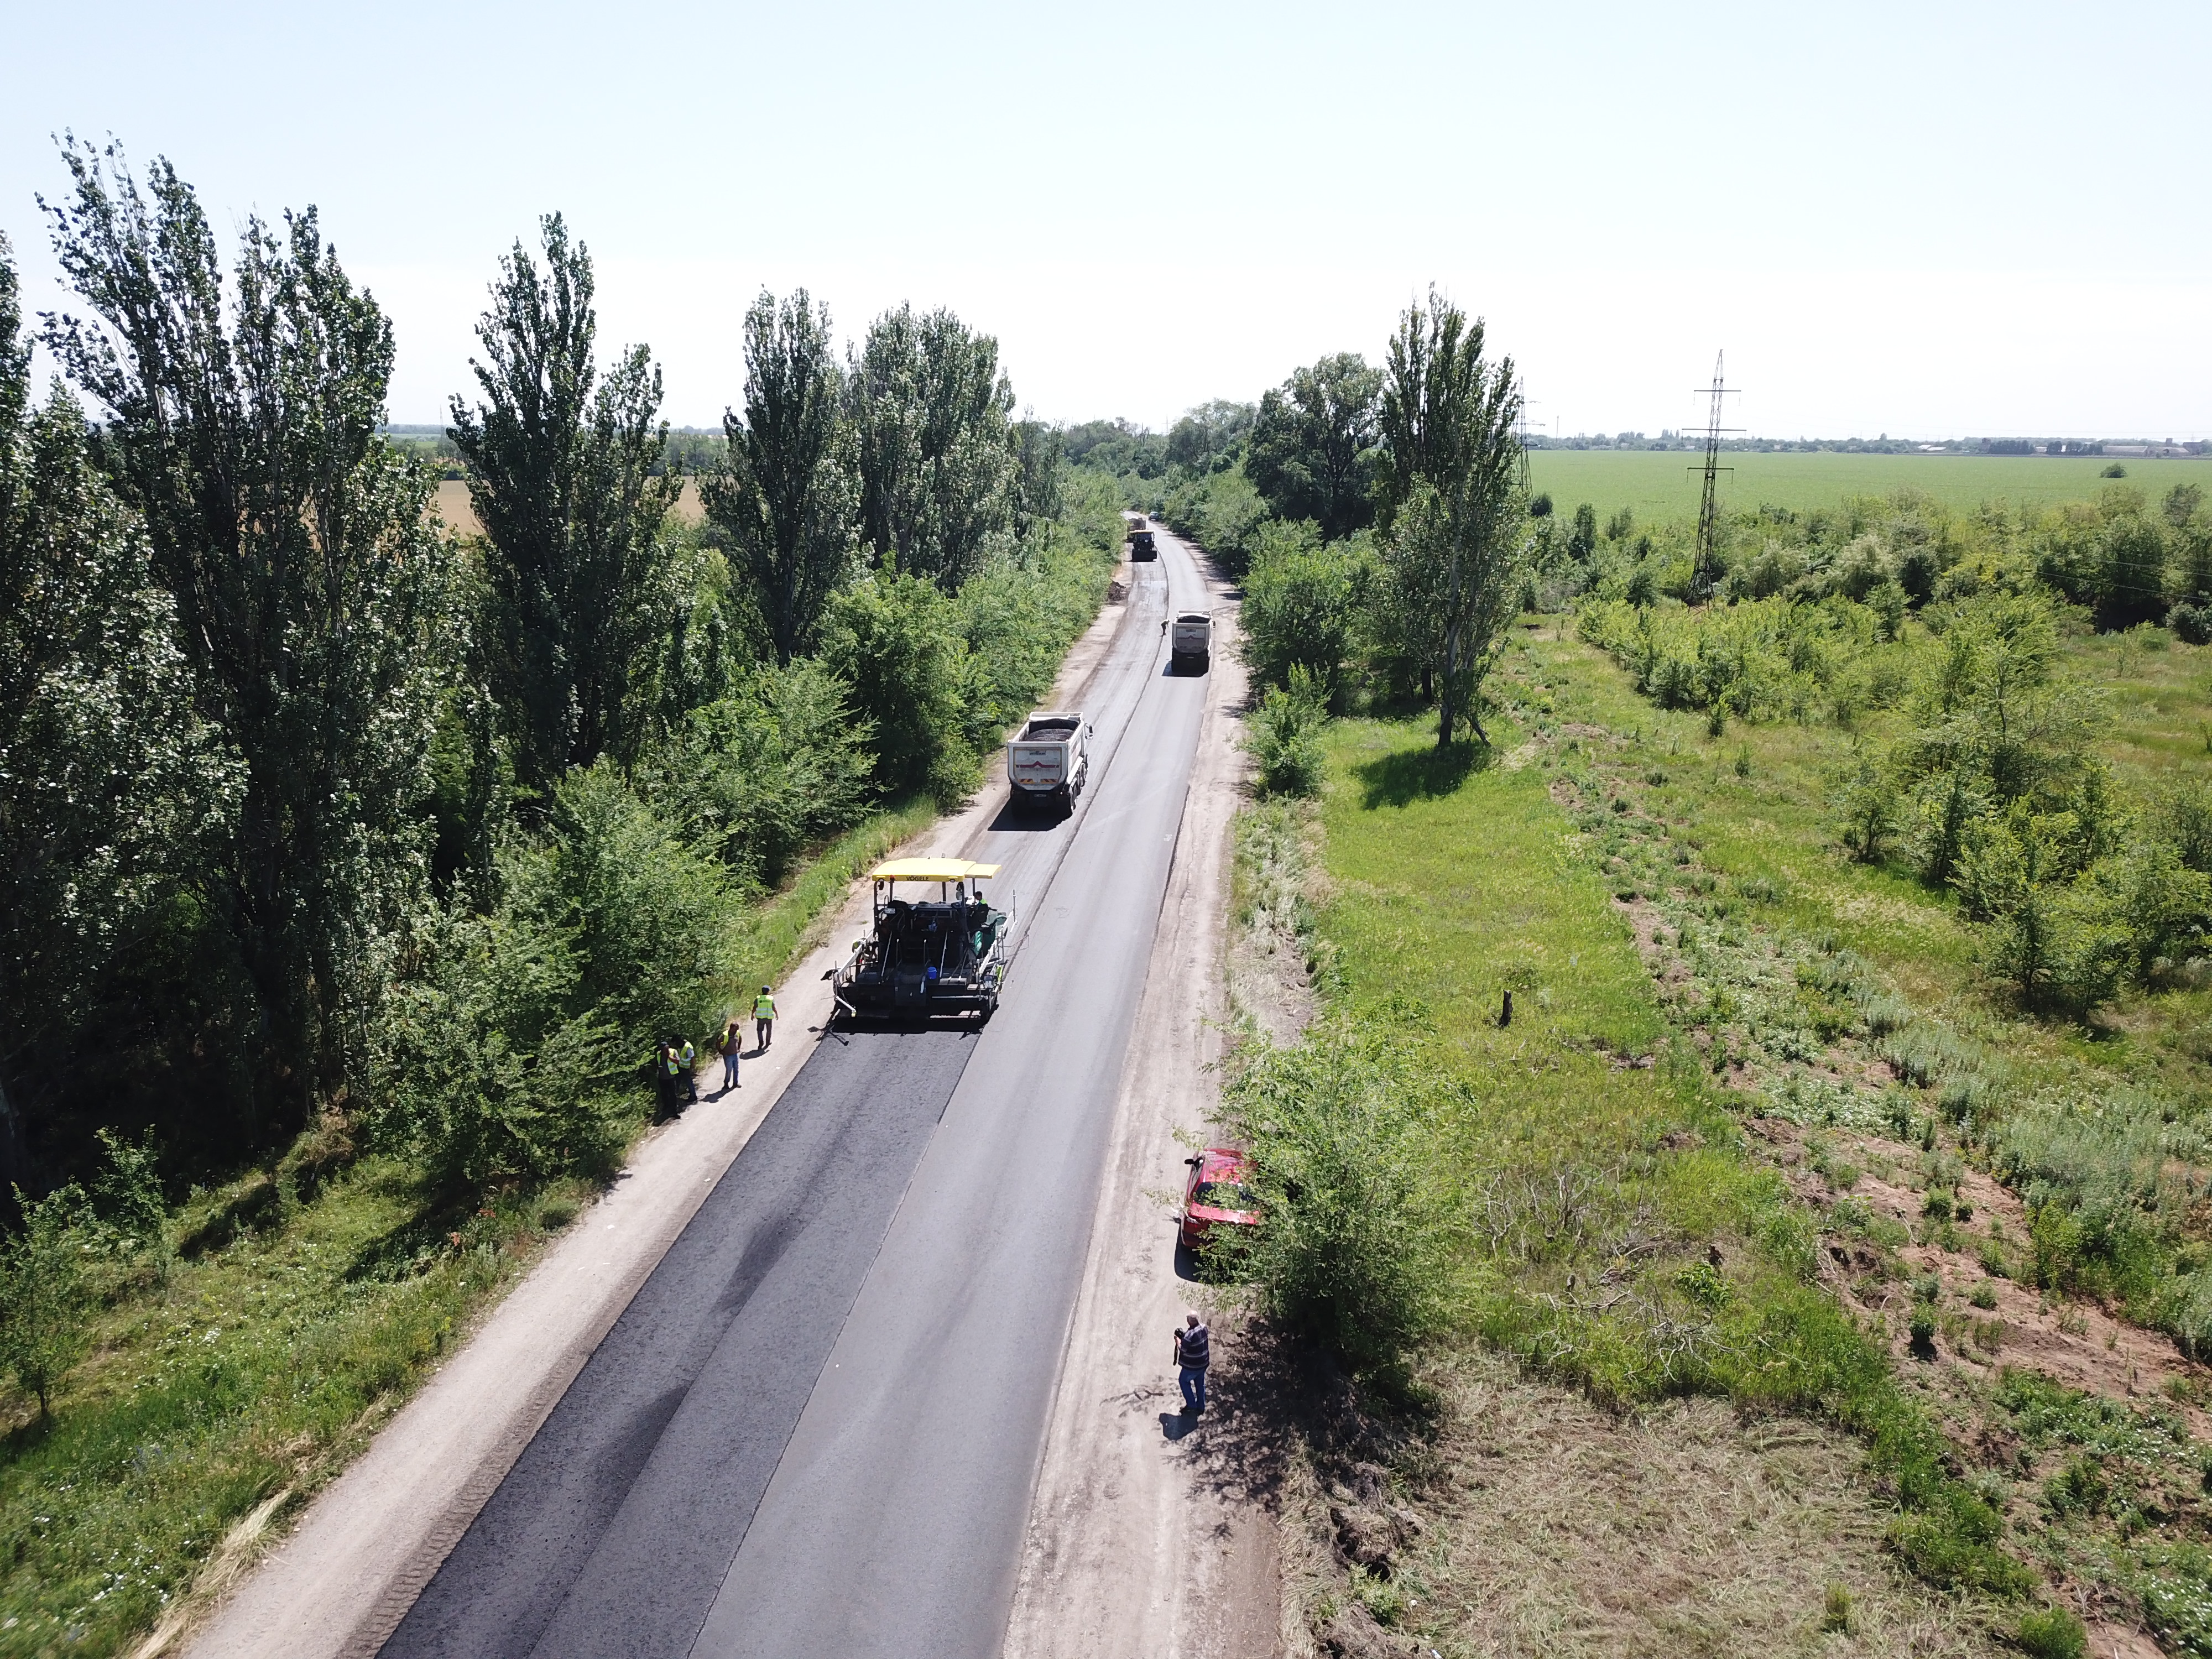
655, 1039, 681, 1119
678, 1035, 697, 1103
753, 986, 777, 1052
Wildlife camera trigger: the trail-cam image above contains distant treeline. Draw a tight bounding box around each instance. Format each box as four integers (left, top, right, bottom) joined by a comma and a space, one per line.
384, 426, 727, 479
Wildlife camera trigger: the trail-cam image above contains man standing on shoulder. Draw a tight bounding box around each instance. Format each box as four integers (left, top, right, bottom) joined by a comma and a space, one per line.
718, 1018, 742, 1094
679, 1035, 698, 1103
754, 985, 777, 1052
1172, 1311, 1209, 1415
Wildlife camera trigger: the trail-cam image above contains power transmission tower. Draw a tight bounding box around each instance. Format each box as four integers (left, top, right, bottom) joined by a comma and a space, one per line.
1689, 351, 1739, 602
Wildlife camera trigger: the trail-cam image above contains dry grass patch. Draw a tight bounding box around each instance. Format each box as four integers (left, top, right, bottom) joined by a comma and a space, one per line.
1291, 1347, 2005, 1659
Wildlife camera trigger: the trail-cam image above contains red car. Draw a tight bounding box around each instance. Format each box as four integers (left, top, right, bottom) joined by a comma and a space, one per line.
1180, 1148, 1261, 1249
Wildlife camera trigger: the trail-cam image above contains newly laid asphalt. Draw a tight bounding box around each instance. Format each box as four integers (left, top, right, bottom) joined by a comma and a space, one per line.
379, 533, 1214, 1659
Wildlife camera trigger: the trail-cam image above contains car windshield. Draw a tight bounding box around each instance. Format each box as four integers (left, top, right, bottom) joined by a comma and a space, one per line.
1193, 1181, 1257, 1212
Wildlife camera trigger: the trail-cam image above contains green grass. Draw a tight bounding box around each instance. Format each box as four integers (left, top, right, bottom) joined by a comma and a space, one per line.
1486, 613, 2212, 1641
1528, 450, 2210, 528
1261, 711, 2030, 1594
0, 1157, 533, 1658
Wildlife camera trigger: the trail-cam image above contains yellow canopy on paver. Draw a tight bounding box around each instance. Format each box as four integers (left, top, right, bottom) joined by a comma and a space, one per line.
865, 858, 1002, 883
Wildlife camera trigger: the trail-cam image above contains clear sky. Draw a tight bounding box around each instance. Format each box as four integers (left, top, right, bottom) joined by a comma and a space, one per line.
2, 0, 2205, 439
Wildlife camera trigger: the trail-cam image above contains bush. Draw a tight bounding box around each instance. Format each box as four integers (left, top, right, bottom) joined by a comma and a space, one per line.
1239, 520, 1365, 700
1212, 1019, 1453, 1379
1162, 465, 1271, 575
527, 763, 737, 1042
0, 1183, 92, 1417
366, 902, 633, 1193
2014, 1606, 2088, 1659
2170, 601, 2212, 646
640, 659, 875, 888
1246, 669, 1328, 797
822, 571, 978, 804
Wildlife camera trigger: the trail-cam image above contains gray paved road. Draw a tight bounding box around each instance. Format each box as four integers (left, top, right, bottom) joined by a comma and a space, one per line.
379, 534, 1213, 1659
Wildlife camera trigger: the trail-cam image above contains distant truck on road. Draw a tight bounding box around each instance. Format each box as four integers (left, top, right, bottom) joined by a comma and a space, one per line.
1006, 711, 1092, 814
1165, 611, 1213, 671
1129, 524, 1157, 561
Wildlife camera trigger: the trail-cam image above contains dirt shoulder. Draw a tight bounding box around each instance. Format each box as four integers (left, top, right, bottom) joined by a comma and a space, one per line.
1003, 542, 1286, 1659
171, 567, 1134, 1659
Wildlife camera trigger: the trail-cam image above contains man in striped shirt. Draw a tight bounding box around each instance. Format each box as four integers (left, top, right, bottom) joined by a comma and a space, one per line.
1173, 1312, 1209, 1415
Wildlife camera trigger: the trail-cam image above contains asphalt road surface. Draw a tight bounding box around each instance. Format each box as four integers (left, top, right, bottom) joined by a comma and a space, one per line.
380, 533, 1215, 1659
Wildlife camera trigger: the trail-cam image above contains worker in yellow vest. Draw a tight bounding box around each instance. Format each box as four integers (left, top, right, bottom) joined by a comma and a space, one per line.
655, 1038, 682, 1119
678, 1035, 697, 1103
753, 986, 777, 1053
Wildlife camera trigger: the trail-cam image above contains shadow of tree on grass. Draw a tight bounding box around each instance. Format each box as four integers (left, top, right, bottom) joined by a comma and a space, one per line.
1353, 739, 1492, 810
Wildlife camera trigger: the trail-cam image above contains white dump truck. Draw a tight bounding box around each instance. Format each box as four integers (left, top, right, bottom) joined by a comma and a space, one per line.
1006, 711, 1092, 814
1165, 611, 1213, 671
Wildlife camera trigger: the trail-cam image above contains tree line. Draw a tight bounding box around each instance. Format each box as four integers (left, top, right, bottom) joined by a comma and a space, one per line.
0, 143, 1115, 1213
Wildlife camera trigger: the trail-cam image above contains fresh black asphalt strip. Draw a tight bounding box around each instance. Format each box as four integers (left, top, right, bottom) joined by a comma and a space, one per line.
377, 1027, 979, 1659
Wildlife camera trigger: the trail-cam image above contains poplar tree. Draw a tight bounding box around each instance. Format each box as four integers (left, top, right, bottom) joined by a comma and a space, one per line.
42, 141, 457, 1126
0, 231, 231, 1171
703, 290, 857, 662
450, 215, 681, 794
847, 305, 1018, 589
1375, 291, 1526, 747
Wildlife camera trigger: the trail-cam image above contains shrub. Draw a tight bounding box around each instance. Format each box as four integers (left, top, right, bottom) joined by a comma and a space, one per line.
2171, 601, 2212, 646
822, 571, 978, 803
1239, 520, 1364, 699
366, 904, 633, 1193
1247, 669, 1329, 798
1212, 1019, 1454, 1379
0, 1183, 92, 1417
526, 763, 737, 1043
640, 659, 875, 888
1162, 465, 1271, 576
2015, 1606, 2088, 1659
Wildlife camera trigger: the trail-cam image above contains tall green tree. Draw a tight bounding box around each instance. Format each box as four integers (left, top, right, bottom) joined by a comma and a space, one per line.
1245, 354, 1380, 540
847, 305, 1017, 589
0, 231, 235, 1176
43, 142, 457, 1130
702, 290, 857, 663
1375, 292, 1526, 746
448, 215, 681, 795
1165, 399, 1256, 476
1011, 416, 1064, 544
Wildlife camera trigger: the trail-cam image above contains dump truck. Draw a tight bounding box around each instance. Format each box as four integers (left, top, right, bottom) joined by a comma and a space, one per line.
830, 859, 1009, 1022
1130, 528, 1157, 561
1006, 711, 1091, 814
1166, 610, 1213, 671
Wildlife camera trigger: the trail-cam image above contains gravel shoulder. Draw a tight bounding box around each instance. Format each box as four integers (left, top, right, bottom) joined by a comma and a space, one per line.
1003, 541, 1284, 1659
173, 567, 1134, 1659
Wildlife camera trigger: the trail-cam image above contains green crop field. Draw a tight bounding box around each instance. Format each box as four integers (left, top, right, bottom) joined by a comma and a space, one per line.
1528, 448, 2209, 528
